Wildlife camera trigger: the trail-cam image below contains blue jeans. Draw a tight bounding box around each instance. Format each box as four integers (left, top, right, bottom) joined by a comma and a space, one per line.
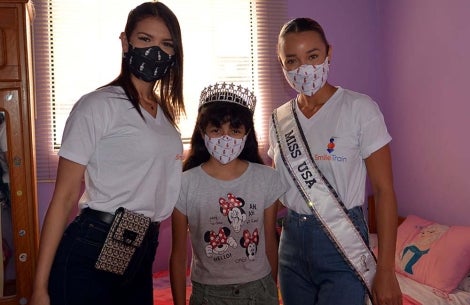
190, 274, 278, 305
278, 207, 369, 305
48, 212, 159, 305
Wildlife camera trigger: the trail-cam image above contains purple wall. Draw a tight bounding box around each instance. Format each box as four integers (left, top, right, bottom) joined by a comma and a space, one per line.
288, 0, 470, 226
378, 0, 470, 225
36, 0, 470, 273
376, 0, 470, 226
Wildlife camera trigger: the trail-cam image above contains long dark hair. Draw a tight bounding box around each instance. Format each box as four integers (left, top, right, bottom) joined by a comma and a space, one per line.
106, 1, 184, 126
183, 102, 264, 171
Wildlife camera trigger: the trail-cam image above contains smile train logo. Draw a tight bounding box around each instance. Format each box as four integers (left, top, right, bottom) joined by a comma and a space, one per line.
327, 137, 335, 153
315, 137, 347, 163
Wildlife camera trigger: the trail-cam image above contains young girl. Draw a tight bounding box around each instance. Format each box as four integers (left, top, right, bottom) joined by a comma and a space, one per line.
170, 83, 286, 305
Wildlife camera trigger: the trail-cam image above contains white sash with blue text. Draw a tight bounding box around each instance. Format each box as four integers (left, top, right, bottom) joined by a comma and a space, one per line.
272, 100, 376, 296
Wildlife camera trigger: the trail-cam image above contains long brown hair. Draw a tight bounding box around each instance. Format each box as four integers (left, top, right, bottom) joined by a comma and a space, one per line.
107, 1, 185, 126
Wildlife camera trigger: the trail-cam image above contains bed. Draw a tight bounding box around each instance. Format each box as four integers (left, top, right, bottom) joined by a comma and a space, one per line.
367, 196, 470, 305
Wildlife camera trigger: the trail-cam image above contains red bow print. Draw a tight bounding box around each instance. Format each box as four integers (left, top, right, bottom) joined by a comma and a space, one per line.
209, 228, 228, 249
219, 193, 242, 216
242, 228, 259, 247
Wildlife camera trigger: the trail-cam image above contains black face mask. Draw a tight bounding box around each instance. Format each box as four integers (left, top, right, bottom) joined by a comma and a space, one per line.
125, 44, 175, 82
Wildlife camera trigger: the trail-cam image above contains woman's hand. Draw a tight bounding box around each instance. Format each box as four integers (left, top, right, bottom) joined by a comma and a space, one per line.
30, 288, 50, 305
372, 267, 402, 305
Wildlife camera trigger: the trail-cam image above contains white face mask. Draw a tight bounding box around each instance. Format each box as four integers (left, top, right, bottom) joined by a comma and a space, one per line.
283, 57, 329, 96
204, 134, 247, 165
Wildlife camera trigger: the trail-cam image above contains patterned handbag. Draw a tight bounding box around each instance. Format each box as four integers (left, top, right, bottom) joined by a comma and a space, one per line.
95, 207, 151, 275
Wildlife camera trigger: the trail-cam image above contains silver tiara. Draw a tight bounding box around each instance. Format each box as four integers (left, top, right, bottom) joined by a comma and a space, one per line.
199, 82, 257, 113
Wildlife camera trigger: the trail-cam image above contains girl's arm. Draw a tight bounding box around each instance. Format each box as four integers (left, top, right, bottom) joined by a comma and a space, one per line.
365, 144, 402, 305
170, 208, 189, 305
31, 157, 86, 305
264, 200, 280, 282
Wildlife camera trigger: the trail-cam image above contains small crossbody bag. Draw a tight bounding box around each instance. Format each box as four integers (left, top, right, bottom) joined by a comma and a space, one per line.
95, 207, 151, 275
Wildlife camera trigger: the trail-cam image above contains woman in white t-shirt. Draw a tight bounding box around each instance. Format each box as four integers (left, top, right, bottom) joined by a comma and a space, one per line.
31, 3, 185, 305
269, 18, 402, 305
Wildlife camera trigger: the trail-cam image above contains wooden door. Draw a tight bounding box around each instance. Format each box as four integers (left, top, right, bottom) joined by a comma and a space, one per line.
0, 1, 39, 304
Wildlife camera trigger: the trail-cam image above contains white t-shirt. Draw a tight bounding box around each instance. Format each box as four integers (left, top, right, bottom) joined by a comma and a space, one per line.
175, 163, 286, 285
268, 87, 391, 213
59, 86, 183, 222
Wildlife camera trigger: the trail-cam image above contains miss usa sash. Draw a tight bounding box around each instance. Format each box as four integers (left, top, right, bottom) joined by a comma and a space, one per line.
272, 99, 376, 297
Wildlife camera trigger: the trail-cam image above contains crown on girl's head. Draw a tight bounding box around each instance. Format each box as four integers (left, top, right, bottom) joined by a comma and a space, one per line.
199, 82, 257, 113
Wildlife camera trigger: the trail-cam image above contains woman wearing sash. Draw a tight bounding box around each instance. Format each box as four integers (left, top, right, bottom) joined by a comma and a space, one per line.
268, 18, 402, 305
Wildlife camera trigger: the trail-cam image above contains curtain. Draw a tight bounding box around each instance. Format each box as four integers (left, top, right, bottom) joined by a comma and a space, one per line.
32, 0, 288, 181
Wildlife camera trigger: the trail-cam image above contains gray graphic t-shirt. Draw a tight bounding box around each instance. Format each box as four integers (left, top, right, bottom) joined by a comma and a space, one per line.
175, 162, 286, 285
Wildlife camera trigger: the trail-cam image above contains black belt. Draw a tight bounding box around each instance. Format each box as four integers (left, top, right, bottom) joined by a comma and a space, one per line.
80, 208, 160, 229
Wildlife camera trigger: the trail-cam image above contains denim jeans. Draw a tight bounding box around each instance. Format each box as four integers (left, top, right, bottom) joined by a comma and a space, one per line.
278, 207, 369, 305
190, 274, 278, 305
48, 212, 159, 305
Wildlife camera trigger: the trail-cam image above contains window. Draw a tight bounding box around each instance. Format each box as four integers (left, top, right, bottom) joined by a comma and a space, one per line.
33, 0, 289, 181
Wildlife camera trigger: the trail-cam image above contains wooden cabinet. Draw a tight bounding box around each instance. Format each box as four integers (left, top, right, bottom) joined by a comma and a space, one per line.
0, 0, 39, 304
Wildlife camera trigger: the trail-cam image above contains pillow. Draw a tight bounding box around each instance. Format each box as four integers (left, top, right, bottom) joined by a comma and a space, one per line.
395, 215, 470, 293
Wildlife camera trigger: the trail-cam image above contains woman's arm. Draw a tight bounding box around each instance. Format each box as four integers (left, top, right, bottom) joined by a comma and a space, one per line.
365, 144, 402, 305
264, 200, 280, 282
170, 208, 189, 305
31, 157, 86, 305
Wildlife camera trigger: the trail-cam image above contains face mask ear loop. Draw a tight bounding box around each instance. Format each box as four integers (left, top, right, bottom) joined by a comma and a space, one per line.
126, 42, 135, 52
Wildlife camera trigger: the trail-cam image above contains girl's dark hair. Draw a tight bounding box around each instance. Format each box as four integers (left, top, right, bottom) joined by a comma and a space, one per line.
183, 102, 263, 171
278, 17, 330, 53
106, 1, 184, 127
